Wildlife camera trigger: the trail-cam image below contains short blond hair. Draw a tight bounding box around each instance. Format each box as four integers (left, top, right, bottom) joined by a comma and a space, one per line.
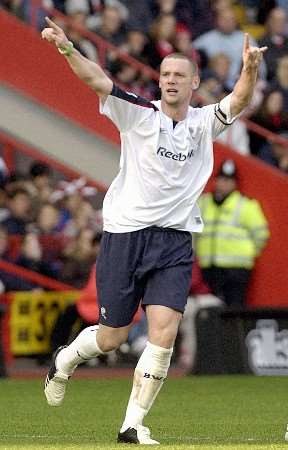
161, 53, 198, 76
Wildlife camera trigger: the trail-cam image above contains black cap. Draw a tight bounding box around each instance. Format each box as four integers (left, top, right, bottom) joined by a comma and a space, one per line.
216, 159, 237, 178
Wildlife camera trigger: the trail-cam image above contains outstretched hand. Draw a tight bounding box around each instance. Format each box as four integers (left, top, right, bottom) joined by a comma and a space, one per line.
242, 33, 267, 70
41, 17, 70, 49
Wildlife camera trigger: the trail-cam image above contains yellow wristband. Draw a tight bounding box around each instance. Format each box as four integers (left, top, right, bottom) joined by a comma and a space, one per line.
58, 41, 74, 57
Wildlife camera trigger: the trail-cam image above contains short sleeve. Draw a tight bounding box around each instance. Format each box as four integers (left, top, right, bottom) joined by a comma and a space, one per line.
99, 84, 158, 133
203, 93, 239, 140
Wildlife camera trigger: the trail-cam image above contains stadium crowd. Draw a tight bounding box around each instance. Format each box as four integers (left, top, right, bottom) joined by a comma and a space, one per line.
2, 0, 288, 170
0, 160, 103, 291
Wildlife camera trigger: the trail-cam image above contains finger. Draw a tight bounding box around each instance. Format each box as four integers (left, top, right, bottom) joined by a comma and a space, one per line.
243, 33, 250, 51
45, 16, 62, 32
259, 46, 268, 53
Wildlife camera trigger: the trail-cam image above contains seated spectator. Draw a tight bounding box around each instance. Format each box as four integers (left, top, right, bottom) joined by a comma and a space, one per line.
258, 133, 288, 173
51, 178, 97, 234
25, 161, 54, 214
197, 70, 227, 105
120, 0, 152, 33
1, 188, 32, 235
249, 89, 288, 155
258, 8, 288, 81
66, 10, 98, 61
208, 53, 231, 91
217, 116, 250, 155
271, 55, 288, 111
144, 13, 176, 70
61, 199, 97, 239
157, 0, 213, 39
93, 4, 126, 46
60, 229, 101, 287
15, 231, 59, 279
193, 8, 265, 90
35, 203, 60, 236
33, 203, 64, 269
173, 24, 200, 66
120, 28, 148, 63
0, 226, 36, 292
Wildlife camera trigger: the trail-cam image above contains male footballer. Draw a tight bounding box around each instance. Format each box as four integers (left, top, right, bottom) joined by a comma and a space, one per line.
42, 17, 266, 445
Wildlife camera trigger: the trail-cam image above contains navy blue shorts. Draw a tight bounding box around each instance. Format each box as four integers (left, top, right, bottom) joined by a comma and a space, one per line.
96, 226, 193, 328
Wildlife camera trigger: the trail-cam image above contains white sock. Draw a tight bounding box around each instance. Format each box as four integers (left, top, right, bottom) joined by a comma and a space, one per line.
120, 341, 173, 432
56, 325, 104, 375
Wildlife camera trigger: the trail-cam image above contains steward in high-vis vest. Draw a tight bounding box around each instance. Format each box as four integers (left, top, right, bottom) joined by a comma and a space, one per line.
196, 159, 269, 307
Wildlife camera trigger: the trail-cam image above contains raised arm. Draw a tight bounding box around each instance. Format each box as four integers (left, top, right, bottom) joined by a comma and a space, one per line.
230, 33, 267, 118
41, 17, 113, 100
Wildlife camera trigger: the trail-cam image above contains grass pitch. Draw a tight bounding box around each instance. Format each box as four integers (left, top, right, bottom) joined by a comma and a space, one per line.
0, 374, 287, 449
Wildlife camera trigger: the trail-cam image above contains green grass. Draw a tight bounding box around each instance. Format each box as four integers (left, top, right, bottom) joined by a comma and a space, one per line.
0, 375, 287, 449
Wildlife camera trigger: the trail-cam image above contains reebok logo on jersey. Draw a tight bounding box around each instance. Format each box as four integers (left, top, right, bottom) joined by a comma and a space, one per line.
157, 147, 194, 162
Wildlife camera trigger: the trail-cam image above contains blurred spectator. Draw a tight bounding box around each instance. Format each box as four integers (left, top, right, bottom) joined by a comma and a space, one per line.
257, 0, 280, 25
62, 198, 97, 238
25, 161, 54, 214
208, 53, 231, 91
217, 118, 250, 155
35, 202, 60, 235
144, 14, 176, 70
194, 8, 265, 89
4, 171, 27, 193
120, 28, 148, 62
166, 0, 214, 39
15, 231, 59, 278
120, 0, 152, 33
271, 55, 288, 110
93, 4, 126, 45
258, 133, 288, 172
0, 226, 36, 292
173, 24, 200, 65
196, 160, 269, 308
249, 89, 288, 155
60, 229, 101, 287
34, 203, 64, 269
66, 11, 98, 61
197, 71, 227, 105
65, 0, 90, 16
51, 177, 97, 234
258, 8, 288, 81
1, 188, 32, 235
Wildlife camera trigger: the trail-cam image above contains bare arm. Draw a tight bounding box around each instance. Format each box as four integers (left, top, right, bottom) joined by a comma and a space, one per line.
230, 34, 267, 118
41, 17, 113, 100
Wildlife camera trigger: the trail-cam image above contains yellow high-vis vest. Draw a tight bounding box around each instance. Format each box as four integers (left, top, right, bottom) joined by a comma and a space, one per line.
196, 191, 269, 269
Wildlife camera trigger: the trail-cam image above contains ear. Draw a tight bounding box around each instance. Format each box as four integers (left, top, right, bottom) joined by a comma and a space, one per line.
192, 74, 200, 90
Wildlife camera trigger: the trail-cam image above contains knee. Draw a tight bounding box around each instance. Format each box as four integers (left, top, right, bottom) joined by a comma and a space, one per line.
149, 329, 175, 349
96, 328, 129, 353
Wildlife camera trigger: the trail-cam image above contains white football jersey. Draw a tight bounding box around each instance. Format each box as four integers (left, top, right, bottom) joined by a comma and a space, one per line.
100, 85, 236, 233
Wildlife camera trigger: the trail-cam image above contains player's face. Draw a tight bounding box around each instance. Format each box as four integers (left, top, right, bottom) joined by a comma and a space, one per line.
159, 58, 197, 107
